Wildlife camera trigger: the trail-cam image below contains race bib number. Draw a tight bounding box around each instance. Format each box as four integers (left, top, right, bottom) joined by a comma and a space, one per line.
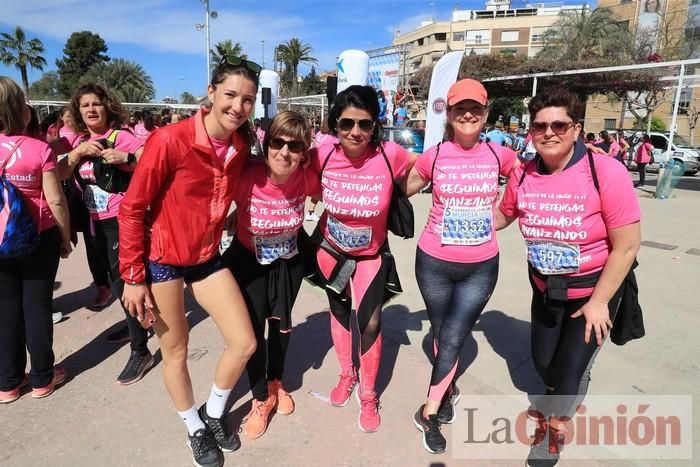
526, 240, 580, 275
441, 205, 492, 246
83, 185, 109, 213
327, 216, 372, 252
254, 231, 298, 265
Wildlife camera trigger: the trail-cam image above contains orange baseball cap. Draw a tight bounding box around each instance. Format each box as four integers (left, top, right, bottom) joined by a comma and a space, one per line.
447, 78, 488, 106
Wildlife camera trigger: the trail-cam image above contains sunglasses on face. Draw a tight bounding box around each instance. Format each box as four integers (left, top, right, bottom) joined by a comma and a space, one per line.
269, 137, 305, 153
219, 55, 262, 76
337, 118, 374, 133
531, 120, 574, 136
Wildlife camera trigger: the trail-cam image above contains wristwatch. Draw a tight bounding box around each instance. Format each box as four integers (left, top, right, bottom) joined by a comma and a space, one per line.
127, 152, 136, 165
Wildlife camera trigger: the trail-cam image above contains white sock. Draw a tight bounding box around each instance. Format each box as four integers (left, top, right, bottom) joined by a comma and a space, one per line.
206, 383, 232, 419
178, 405, 206, 436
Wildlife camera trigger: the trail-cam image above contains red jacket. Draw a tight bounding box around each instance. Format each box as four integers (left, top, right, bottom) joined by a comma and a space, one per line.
119, 108, 251, 284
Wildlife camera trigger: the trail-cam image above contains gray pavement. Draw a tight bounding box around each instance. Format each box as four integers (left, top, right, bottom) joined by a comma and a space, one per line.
1, 170, 698, 466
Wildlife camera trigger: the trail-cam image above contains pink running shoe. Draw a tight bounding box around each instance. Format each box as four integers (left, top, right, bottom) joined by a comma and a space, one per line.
329, 369, 358, 407
356, 388, 381, 433
0, 374, 29, 404
31, 367, 68, 399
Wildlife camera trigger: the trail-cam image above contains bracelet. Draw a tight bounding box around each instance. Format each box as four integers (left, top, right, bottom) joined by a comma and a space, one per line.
127, 153, 136, 164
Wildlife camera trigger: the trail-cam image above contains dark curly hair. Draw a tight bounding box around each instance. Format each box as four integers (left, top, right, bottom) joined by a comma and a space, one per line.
528, 87, 582, 124
328, 85, 383, 145
70, 83, 128, 134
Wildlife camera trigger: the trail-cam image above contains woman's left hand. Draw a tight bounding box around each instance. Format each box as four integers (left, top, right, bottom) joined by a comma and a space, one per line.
571, 300, 613, 346
101, 148, 128, 164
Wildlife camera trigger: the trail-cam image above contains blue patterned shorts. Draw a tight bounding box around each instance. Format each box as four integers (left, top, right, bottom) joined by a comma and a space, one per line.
147, 254, 224, 284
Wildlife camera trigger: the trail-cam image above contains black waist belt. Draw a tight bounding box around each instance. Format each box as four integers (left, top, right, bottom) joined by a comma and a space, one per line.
528, 265, 602, 303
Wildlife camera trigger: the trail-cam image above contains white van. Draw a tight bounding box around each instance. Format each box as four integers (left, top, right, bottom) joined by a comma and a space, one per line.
625, 131, 699, 175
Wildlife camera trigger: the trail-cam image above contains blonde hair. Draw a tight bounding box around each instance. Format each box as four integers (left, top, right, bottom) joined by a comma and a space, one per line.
0, 76, 27, 135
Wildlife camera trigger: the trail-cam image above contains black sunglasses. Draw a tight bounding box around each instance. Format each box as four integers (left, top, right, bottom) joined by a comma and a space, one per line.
269, 137, 305, 153
531, 120, 574, 136
219, 55, 262, 75
337, 118, 374, 133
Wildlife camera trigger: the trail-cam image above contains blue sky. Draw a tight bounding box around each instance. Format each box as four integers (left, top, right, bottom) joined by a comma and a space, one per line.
2, 0, 589, 101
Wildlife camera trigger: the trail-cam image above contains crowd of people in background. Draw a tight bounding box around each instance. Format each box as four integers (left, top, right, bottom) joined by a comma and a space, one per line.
1, 63, 645, 467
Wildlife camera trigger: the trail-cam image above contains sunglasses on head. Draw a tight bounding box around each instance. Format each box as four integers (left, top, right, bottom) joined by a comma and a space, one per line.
530, 120, 574, 136
337, 118, 374, 133
219, 55, 262, 75
269, 137, 305, 153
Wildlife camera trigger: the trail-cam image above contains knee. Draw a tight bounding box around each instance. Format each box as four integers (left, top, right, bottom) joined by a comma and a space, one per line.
161, 341, 189, 368
227, 335, 257, 360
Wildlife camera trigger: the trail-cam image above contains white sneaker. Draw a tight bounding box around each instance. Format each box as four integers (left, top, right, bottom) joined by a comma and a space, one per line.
305, 213, 320, 222
52, 311, 63, 324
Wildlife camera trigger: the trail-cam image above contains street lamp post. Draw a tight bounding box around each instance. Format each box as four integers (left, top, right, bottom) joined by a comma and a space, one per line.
195, 0, 218, 85
261, 40, 265, 69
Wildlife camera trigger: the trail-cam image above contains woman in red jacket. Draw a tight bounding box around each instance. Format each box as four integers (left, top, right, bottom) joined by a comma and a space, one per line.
119, 57, 260, 467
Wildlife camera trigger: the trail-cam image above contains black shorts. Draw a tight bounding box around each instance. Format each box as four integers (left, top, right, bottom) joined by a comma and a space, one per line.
146, 254, 224, 284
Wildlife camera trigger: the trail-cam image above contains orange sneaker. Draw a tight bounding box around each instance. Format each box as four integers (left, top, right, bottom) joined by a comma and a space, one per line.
0, 375, 29, 404
31, 367, 68, 399
243, 395, 277, 439
269, 379, 294, 415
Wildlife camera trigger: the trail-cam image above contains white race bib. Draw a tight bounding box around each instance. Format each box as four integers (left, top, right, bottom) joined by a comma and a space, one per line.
83, 185, 109, 213
327, 215, 372, 252
526, 239, 580, 275
253, 230, 298, 265
441, 205, 493, 246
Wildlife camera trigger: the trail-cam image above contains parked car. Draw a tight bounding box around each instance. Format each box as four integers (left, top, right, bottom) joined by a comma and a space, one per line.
622, 131, 699, 175
383, 126, 424, 154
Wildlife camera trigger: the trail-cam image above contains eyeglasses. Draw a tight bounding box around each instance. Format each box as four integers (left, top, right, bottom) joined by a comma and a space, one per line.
337, 118, 374, 132
531, 120, 574, 136
269, 137, 305, 153
219, 55, 262, 76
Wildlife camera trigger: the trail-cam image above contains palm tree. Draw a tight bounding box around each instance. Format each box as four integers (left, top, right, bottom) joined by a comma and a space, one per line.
538, 9, 633, 64
210, 40, 247, 68
0, 26, 47, 91
180, 91, 199, 105
276, 38, 318, 96
82, 58, 156, 102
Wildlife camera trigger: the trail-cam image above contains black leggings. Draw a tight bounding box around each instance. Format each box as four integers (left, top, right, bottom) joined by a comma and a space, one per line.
0, 227, 61, 389
637, 163, 647, 185
415, 249, 499, 401
83, 230, 109, 288
83, 217, 147, 352
530, 279, 623, 418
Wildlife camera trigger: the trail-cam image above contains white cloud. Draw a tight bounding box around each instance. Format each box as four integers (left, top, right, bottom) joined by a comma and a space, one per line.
388, 12, 437, 38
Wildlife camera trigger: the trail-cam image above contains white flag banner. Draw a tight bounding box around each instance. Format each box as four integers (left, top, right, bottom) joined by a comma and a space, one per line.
424, 51, 464, 150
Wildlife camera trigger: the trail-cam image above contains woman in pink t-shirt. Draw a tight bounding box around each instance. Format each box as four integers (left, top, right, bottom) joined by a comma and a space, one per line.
58, 83, 151, 387
308, 85, 413, 433
133, 108, 157, 143
222, 111, 319, 439
496, 88, 641, 465
403, 78, 517, 454
634, 135, 654, 187
0, 77, 72, 403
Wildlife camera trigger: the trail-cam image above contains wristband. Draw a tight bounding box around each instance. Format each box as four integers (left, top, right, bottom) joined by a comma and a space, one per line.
127, 153, 136, 164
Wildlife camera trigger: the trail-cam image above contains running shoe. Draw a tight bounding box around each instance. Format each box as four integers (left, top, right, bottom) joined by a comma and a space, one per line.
90, 285, 113, 309
305, 212, 320, 222
413, 404, 446, 454
198, 404, 241, 452
356, 388, 381, 433
329, 369, 358, 407
116, 350, 154, 386
0, 375, 29, 404
31, 367, 68, 399
526, 418, 559, 467
243, 395, 277, 439
52, 311, 64, 324
437, 383, 461, 424
269, 379, 294, 415
187, 428, 223, 467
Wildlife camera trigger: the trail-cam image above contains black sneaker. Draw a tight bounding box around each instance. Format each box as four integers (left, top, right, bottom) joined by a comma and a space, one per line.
437, 383, 461, 424
198, 403, 241, 452
187, 428, 223, 467
116, 350, 154, 385
413, 404, 446, 454
105, 325, 131, 344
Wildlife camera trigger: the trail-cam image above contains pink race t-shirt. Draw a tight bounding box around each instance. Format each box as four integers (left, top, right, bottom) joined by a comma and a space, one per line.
314, 132, 337, 148
133, 122, 153, 143
76, 128, 142, 221
500, 152, 641, 299
309, 141, 409, 257
234, 160, 321, 264
414, 141, 516, 263
0, 135, 57, 231
210, 136, 237, 166
607, 140, 620, 158
635, 142, 653, 164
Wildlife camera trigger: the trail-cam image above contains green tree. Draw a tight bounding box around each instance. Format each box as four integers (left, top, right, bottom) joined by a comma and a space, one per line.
300, 66, 325, 95
210, 40, 247, 69
538, 9, 633, 64
56, 31, 109, 97
27, 71, 61, 99
633, 115, 666, 131
277, 38, 318, 96
81, 58, 155, 102
180, 91, 198, 105
0, 26, 47, 92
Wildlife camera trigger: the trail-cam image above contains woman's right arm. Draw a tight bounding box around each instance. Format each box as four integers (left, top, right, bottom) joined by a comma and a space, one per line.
56, 141, 104, 180
42, 169, 72, 258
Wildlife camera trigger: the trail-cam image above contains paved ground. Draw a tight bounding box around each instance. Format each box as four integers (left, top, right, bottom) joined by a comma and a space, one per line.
1, 170, 698, 466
